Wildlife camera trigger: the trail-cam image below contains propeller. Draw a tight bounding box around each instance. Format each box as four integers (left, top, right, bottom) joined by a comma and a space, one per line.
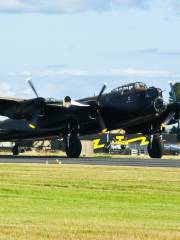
28, 104, 45, 129
61, 82, 108, 132
97, 82, 107, 104
169, 81, 177, 102
26, 78, 46, 128
94, 82, 108, 132
28, 109, 41, 129
96, 110, 107, 132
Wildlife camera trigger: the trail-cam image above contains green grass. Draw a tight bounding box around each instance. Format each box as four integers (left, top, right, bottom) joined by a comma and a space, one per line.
0, 164, 180, 240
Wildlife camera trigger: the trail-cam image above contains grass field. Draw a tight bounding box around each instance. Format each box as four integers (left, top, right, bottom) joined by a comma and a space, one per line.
0, 164, 180, 240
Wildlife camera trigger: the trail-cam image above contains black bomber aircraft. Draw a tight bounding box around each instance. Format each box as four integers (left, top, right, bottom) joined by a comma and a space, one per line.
0, 79, 179, 158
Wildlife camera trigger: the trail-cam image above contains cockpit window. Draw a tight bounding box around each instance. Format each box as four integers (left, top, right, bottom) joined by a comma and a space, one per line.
111, 82, 147, 95
135, 83, 145, 89
146, 88, 162, 98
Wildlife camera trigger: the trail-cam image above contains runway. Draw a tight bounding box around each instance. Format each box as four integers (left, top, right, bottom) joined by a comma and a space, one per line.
0, 155, 180, 168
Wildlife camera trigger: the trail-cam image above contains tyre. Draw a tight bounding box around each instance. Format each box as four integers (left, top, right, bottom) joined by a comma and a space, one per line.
148, 136, 163, 158
12, 145, 19, 156
65, 134, 82, 158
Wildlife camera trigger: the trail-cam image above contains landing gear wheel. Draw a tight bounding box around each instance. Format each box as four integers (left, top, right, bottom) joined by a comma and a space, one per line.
12, 144, 19, 156
65, 134, 82, 158
148, 135, 163, 158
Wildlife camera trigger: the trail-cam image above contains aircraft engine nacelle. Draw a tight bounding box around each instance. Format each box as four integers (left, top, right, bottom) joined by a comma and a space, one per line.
63, 96, 71, 108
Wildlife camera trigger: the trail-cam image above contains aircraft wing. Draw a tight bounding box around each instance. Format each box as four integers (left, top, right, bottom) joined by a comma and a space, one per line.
0, 97, 22, 117
0, 97, 46, 119
0, 96, 92, 116
43, 101, 97, 127
0, 96, 97, 126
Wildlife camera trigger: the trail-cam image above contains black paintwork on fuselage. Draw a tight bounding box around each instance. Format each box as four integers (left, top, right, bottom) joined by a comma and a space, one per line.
0, 83, 166, 142
78, 86, 162, 135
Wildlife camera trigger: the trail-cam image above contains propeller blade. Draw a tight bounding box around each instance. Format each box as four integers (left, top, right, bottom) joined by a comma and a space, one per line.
28, 122, 37, 129
28, 109, 41, 129
169, 81, 176, 102
26, 78, 39, 98
96, 109, 107, 133
97, 82, 107, 103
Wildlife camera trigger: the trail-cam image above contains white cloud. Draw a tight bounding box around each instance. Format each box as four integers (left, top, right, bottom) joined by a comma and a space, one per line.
0, 0, 150, 14
16, 67, 176, 78
107, 68, 173, 77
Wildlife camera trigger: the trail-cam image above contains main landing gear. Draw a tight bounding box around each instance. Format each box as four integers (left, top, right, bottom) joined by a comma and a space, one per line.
65, 133, 82, 158
12, 144, 20, 156
147, 134, 164, 158
64, 123, 82, 158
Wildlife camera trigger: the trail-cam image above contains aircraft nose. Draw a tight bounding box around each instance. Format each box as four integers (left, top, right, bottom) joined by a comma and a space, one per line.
154, 97, 166, 112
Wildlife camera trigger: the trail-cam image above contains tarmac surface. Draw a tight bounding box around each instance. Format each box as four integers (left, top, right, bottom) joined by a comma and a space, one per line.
0, 155, 180, 168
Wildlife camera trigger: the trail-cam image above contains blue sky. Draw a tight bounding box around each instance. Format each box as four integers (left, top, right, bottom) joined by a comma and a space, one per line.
0, 0, 180, 100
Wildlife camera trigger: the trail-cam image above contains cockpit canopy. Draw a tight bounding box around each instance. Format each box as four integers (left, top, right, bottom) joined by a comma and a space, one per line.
111, 82, 147, 95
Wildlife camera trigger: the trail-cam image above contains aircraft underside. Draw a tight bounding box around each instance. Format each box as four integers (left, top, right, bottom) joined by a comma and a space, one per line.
0, 112, 164, 158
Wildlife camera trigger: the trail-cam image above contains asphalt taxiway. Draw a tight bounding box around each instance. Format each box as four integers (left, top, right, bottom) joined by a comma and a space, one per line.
0, 156, 180, 168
